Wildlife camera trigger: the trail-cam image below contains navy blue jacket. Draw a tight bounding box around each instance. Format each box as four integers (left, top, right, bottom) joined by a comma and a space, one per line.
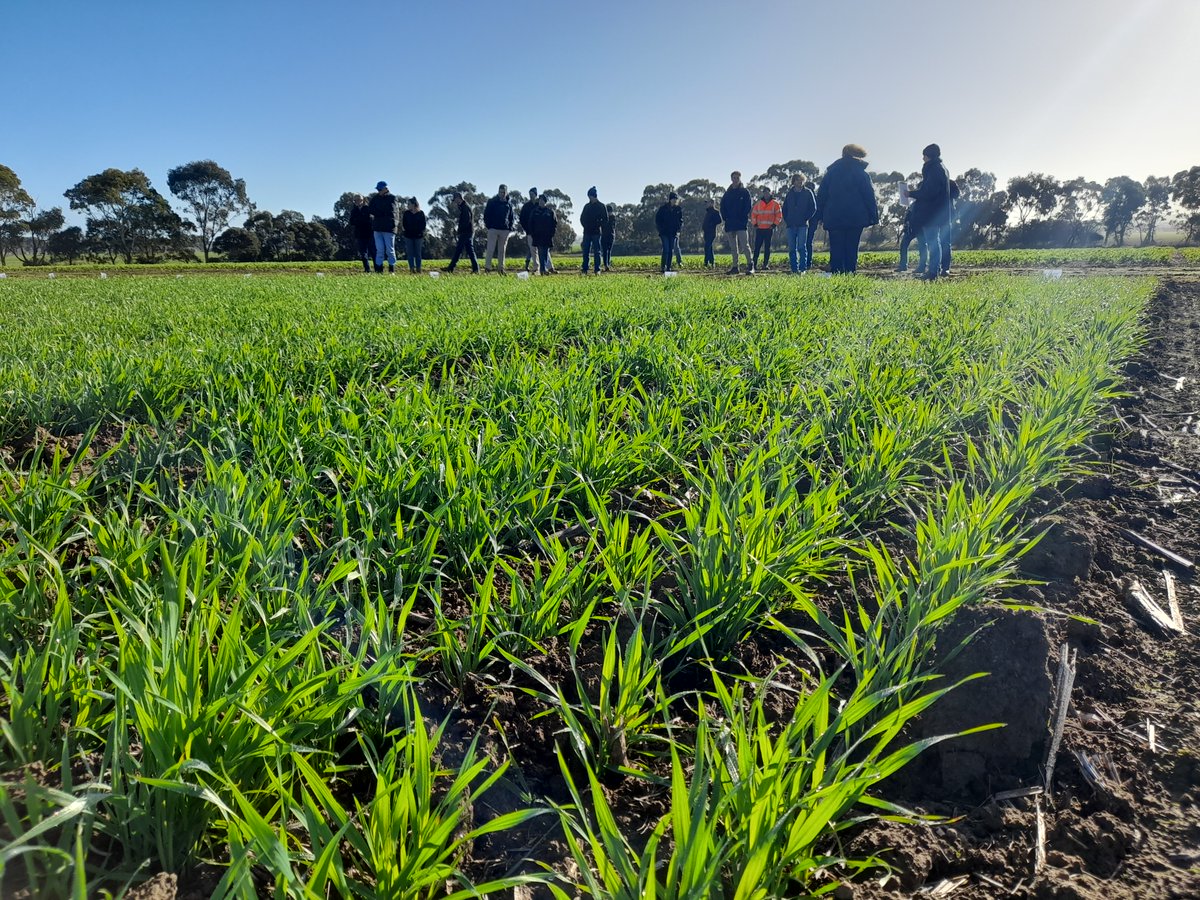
483, 195, 514, 230
519, 200, 537, 233
456, 201, 474, 238
815, 158, 878, 230
530, 204, 557, 248
368, 192, 400, 233
720, 184, 752, 231
702, 208, 722, 238
401, 209, 426, 240
655, 203, 683, 237
782, 187, 816, 227
909, 158, 952, 230
349, 205, 373, 239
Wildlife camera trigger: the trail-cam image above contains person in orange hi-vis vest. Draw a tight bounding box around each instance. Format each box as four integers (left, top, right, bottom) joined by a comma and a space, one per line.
751, 189, 783, 271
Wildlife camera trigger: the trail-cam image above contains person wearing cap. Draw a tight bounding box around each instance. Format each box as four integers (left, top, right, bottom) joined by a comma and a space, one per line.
815, 144, 879, 274
750, 188, 783, 271
720, 171, 753, 274
401, 197, 426, 273
446, 192, 479, 273
782, 174, 817, 274
530, 194, 557, 275
579, 187, 608, 275
701, 199, 722, 268
519, 188, 540, 272
655, 192, 684, 273
906, 144, 952, 280
348, 194, 374, 274
483, 184, 515, 274
368, 181, 400, 273
601, 204, 616, 271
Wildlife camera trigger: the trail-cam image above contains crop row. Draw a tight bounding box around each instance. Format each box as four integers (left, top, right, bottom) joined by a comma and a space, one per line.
0, 274, 1147, 896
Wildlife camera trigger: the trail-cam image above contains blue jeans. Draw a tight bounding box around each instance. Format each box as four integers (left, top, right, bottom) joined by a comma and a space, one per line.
448, 233, 478, 272
537, 246, 551, 273
804, 223, 817, 270
703, 234, 716, 266
404, 237, 423, 271
374, 232, 396, 270
923, 223, 943, 278
898, 228, 927, 272
786, 225, 809, 272
581, 233, 603, 272
660, 234, 676, 271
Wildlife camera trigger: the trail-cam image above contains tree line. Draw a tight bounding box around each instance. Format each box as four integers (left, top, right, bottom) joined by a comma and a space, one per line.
2, 159, 1200, 266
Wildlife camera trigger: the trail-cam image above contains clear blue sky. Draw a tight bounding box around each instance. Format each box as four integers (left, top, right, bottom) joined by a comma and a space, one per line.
6, 0, 1197, 220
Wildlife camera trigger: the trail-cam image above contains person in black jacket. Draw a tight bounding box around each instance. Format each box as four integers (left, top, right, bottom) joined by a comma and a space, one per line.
530, 194, 557, 275
782, 174, 817, 273
701, 199, 722, 268
906, 144, 951, 281
482, 184, 515, 274
446, 192, 479, 273
401, 197, 426, 273
655, 192, 684, 273
720, 171, 753, 274
815, 145, 879, 274
348, 194, 374, 274
601, 204, 616, 271
368, 181, 400, 273
519, 187, 539, 272
579, 187, 608, 274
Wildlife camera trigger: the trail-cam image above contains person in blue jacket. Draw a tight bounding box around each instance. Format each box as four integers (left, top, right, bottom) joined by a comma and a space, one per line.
655, 192, 684, 273
782, 174, 816, 273
446, 192, 479, 273
519, 188, 539, 272
720, 171, 754, 274
906, 144, 951, 281
482, 184, 515, 274
815, 145, 878, 274
529, 194, 557, 275
367, 181, 400, 273
579, 187, 608, 274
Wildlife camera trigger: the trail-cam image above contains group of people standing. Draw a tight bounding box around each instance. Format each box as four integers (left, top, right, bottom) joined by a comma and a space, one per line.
350, 142, 953, 279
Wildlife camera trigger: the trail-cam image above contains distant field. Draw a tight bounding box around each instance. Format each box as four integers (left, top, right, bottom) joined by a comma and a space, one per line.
0, 272, 1150, 896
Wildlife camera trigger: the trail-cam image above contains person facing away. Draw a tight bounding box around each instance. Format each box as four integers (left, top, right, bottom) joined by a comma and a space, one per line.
519, 187, 539, 272
530, 194, 558, 275
720, 170, 754, 274
750, 188, 783, 271
782, 174, 817, 274
906, 143, 951, 281
348, 194, 374, 274
368, 181, 401, 273
701, 199, 722, 268
601, 203, 616, 271
446, 191, 479, 273
401, 197, 426, 273
579, 187, 609, 274
655, 192, 684, 272
482, 184, 515, 274
814, 144, 878, 274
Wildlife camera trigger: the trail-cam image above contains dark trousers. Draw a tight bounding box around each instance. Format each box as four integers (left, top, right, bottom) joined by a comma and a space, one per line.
355, 236, 373, 272
703, 233, 716, 266
448, 233, 478, 272
827, 227, 864, 274
602, 235, 614, 268
752, 228, 774, 268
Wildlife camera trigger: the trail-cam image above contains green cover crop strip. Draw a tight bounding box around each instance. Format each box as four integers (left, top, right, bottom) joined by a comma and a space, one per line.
0, 274, 1148, 895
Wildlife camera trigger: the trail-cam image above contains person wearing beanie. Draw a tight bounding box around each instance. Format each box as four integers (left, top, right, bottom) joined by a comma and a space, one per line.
906, 143, 952, 281
782, 174, 817, 273
401, 197, 426, 273
720, 171, 754, 274
655, 192, 684, 273
368, 180, 400, 273
750, 188, 783, 271
483, 184, 515, 274
446, 191, 479, 273
814, 144, 878, 274
601, 203, 616, 271
701, 199, 722, 268
579, 187, 608, 274
519, 187, 539, 272
348, 194, 374, 274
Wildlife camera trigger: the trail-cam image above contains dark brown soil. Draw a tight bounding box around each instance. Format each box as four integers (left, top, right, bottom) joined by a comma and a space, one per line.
843, 277, 1200, 898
